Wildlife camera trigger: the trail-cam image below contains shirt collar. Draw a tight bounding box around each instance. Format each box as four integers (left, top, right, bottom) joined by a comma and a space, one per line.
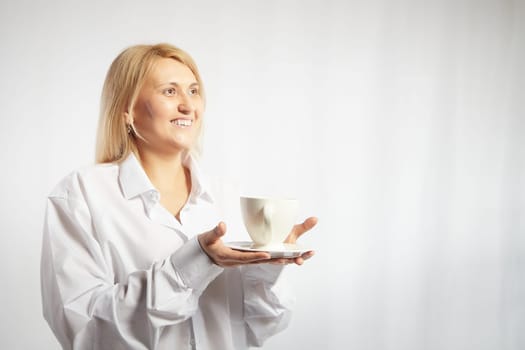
119, 153, 155, 200
118, 152, 214, 204
185, 153, 215, 204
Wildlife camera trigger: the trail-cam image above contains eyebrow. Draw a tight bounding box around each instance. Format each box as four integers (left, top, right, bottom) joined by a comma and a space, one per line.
156, 81, 199, 88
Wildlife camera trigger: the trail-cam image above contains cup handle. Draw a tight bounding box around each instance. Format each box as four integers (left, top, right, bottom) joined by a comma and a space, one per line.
263, 204, 274, 237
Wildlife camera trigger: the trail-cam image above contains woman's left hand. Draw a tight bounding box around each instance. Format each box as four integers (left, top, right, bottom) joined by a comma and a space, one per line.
268, 216, 318, 266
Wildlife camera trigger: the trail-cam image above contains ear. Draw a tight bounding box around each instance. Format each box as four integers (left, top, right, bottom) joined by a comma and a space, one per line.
124, 111, 133, 125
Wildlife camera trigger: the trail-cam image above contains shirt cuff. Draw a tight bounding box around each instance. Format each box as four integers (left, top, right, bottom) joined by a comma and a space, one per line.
241, 264, 285, 284
170, 237, 223, 293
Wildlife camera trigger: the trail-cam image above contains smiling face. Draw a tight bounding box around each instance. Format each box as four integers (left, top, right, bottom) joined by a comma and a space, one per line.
128, 57, 204, 156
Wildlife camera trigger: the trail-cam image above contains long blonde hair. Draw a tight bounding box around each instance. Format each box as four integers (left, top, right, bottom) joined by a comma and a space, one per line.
95, 43, 205, 163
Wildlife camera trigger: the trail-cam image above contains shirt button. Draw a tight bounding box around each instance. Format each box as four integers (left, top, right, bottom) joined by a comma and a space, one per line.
150, 191, 159, 201
189, 338, 195, 346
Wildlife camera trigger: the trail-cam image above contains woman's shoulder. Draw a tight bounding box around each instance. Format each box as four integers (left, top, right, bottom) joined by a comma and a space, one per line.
48, 162, 119, 200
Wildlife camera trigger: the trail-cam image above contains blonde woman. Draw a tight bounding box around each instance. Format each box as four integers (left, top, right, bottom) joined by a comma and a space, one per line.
41, 43, 317, 350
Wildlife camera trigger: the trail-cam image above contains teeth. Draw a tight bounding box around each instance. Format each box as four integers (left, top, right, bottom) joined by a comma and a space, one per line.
172, 119, 192, 127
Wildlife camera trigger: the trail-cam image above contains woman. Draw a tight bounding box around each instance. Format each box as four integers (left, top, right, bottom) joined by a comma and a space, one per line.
41, 43, 317, 350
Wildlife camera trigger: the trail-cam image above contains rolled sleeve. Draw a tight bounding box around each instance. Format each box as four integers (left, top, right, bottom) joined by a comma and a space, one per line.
241, 264, 295, 347
170, 237, 223, 293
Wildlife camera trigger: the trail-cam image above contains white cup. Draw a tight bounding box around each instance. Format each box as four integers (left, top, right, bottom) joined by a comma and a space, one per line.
240, 196, 299, 249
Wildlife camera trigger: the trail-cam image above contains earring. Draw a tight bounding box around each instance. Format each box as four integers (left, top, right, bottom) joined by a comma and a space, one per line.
127, 124, 132, 134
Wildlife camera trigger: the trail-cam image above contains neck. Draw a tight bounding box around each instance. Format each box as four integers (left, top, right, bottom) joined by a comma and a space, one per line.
137, 147, 189, 192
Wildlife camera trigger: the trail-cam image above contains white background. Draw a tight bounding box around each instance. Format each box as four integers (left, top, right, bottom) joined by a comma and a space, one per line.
1, 0, 524, 349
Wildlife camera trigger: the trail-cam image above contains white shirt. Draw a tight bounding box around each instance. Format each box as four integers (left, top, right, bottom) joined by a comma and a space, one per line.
41, 153, 294, 350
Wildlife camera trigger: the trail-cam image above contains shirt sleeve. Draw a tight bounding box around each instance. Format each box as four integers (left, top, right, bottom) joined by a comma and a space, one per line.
240, 264, 295, 347
40, 194, 223, 350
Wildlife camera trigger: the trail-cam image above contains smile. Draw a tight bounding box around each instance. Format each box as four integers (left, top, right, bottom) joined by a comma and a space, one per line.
170, 119, 193, 127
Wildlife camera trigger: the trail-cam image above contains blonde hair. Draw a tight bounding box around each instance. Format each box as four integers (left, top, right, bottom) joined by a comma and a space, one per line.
95, 43, 205, 163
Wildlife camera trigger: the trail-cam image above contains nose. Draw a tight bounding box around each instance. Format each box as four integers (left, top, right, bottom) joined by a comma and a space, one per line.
178, 94, 194, 115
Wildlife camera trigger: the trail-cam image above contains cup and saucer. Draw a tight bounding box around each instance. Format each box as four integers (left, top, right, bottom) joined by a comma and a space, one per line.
225, 196, 312, 259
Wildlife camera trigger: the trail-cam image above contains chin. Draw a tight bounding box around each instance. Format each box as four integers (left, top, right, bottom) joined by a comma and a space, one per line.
168, 131, 199, 153
171, 140, 196, 153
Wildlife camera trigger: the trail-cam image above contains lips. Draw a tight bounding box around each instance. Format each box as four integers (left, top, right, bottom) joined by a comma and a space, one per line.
170, 118, 193, 127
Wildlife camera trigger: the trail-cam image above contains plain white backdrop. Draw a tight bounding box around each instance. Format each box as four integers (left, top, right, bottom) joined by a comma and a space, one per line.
0, 0, 524, 349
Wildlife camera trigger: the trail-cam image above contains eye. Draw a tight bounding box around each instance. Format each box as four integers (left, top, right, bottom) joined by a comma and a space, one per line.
189, 87, 199, 95
163, 87, 177, 96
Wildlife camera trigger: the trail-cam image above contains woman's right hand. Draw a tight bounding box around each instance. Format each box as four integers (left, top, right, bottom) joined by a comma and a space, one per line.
198, 222, 271, 267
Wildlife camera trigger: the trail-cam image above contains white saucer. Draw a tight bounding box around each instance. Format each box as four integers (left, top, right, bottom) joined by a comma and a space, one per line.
225, 241, 311, 258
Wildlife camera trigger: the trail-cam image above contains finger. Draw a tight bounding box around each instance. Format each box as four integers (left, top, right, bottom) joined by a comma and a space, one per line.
220, 249, 270, 263
270, 257, 302, 265
293, 217, 318, 236
294, 256, 305, 265
204, 222, 227, 245
215, 222, 227, 238
269, 258, 291, 265
301, 250, 315, 260
289, 217, 318, 242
